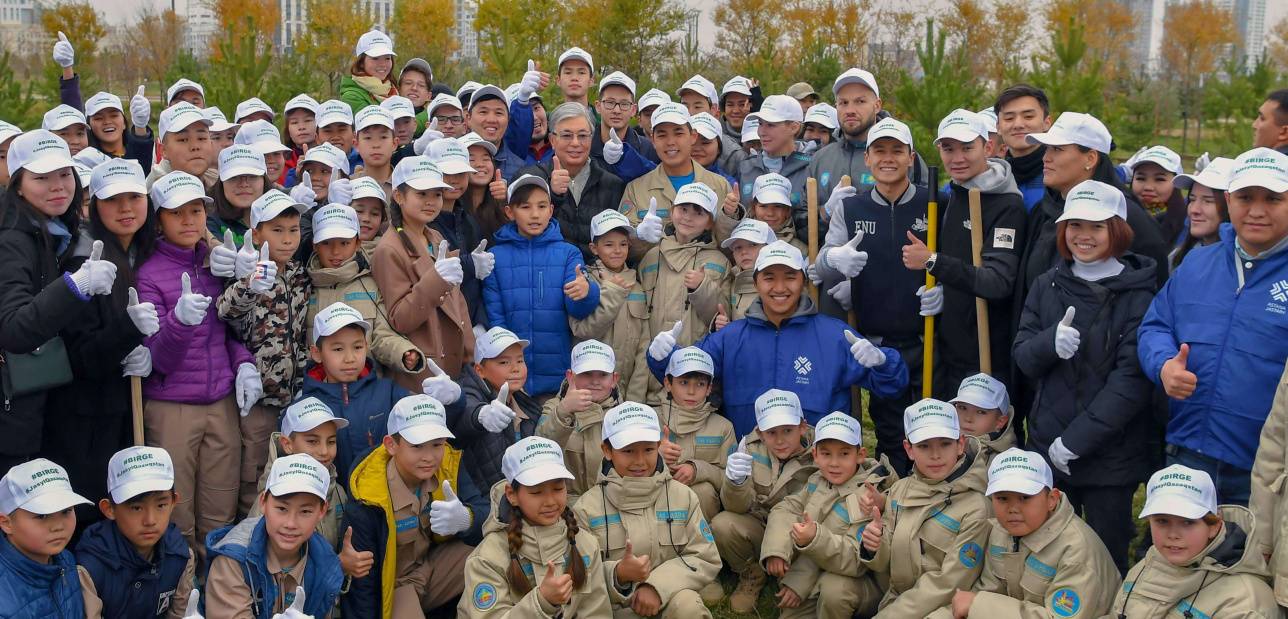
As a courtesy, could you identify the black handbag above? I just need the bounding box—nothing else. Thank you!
[1,336,73,399]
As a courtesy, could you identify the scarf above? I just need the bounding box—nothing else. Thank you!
[1008,145,1046,185]
[352,75,396,102]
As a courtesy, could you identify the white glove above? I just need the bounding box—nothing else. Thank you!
[635,197,664,244]
[517,59,542,103]
[269,587,311,619]
[1048,437,1078,476]
[429,480,472,535]
[603,129,624,165]
[827,280,853,312]
[174,272,211,326]
[916,285,943,317]
[1054,306,1080,360]
[725,437,753,484]
[845,331,886,368]
[52,32,74,68]
[69,240,118,297]
[433,243,464,286]
[290,172,318,207]
[822,185,857,219]
[235,363,262,417]
[806,262,822,286]
[826,229,867,278]
[413,118,442,155]
[799,140,819,155]
[234,236,258,279]
[648,321,683,362]
[209,230,239,278]
[472,323,487,343]
[1195,151,1211,173]
[248,242,277,295]
[121,345,152,377]
[420,358,462,405]
[328,177,353,206]
[471,239,495,280]
[183,590,204,619]
[126,287,159,336]
[477,383,516,433]
[129,85,151,129]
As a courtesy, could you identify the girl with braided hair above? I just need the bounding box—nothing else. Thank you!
[459,436,613,617]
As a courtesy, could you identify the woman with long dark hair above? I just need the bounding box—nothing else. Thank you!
[1169,158,1233,271]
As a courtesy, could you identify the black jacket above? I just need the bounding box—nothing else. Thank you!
[519,159,626,262]
[1014,254,1160,486]
[449,365,541,492]
[431,206,488,328]
[841,185,928,340]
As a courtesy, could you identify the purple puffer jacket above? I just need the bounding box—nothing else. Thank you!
[137,238,252,404]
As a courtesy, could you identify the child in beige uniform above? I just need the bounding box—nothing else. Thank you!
[571,210,649,400]
[535,340,623,505]
[948,374,1016,464]
[656,347,737,522]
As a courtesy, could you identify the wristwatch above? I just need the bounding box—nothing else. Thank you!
[925,252,938,271]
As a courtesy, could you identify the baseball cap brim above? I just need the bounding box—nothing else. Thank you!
[436,160,475,175]
[720,234,764,249]
[314,315,371,343]
[21,489,91,515]
[470,86,507,109]
[318,113,352,128]
[607,426,661,449]
[934,127,983,145]
[397,423,455,445]
[513,461,575,487]
[267,480,328,500]
[95,179,148,200]
[1024,130,1076,147]
[833,75,878,97]
[906,425,960,444]
[1056,203,1118,223]
[404,176,453,191]
[757,412,802,431]
[985,476,1048,497]
[156,193,214,210]
[110,478,175,504]
[593,224,635,240]
[754,255,804,273]
[250,142,292,155]
[292,415,351,434]
[571,358,615,375]
[313,224,360,243]
[1173,172,1227,192]
[1228,174,1288,194]
[257,202,309,225]
[748,109,796,124]
[1139,494,1211,520]
[362,43,396,58]
[755,187,791,206]
[949,391,1000,411]
[220,163,266,182]
[22,154,77,175]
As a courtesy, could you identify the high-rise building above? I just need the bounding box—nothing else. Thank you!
[1212,0,1267,63]
[453,0,477,62]
[180,0,218,58]
[1124,0,1166,75]
[0,0,46,55]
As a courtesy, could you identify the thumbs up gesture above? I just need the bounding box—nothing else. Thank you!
[861,505,884,552]
[248,242,277,295]
[129,85,151,129]
[822,185,857,220]
[1054,306,1080,360]
[1161,343,1198,400]
[471,239,495,280]
[659,424,683,467]
[477,382,516,433]
[550,156,570,195]
[52,31,74,68]
[429,480,472,535]
[538,560,574,607]
[339,526,375,578]
[635,197,664,244]
[433,242,464,286]
[557,382,594,416]
[615,539,652,584]
[712,303,730,332]
[182,589,204,619]
[648,320,683,361]
[209,230,239,278]
[489,169,508,201]
[234,235,258,279]
[289,172,318,207]
[723,182,741,216]
[174,272,212,326]
[328,177,354,206]
[413,117,443,155]
[791,511,818,547]
[126,287,159,336]
[828,229,868,277]
[846,330,886,368]
[603,127,625,165]
[725,436,753,484]
[68,239,118,297]
[902,231,932,270]
[270,587,311,619]
[683,268,705,291]
[563,264,590,301]
[420,358,462,404]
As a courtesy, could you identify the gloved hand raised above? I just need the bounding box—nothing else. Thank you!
[477,383,516,433]
[420,358,462,405]
[648,321,683,362]
[248,242,276,295]
[69,240,118,296]
[429,481,471,535]
[603,128,624,165]
[827,230,867,278]
[413,118,443,155]
[1054,306,1080,360]
[209,230,239,278]
[845,331,886,368]
[470,240,495,280]
[725,437,753,484]
[52,32,74,68]
[129,85,151,129]
[635,197,664,244]
[433,242,464,286]
[916,285,943,317]
[174,273,212,326]
[289,172,318,207]
[126,287,159,336]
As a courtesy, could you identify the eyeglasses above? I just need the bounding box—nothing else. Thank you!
[555,131,593,143]
[598,100,634,111]
[433,115,465,126]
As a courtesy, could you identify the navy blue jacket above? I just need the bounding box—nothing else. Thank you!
[0,533,84,619]
[205,517,343,619]
[75,520,191,619]
[841,185,929,340]
[300,360,410,488]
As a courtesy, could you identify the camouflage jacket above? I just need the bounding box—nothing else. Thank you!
[216,260,312,407]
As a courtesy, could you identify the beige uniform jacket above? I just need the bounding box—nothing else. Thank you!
[306,249,423,378]
[569,264,650,402]
[1250,361,1288,604]
[719,427,817,521]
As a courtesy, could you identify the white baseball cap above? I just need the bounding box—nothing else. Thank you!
[158,102,212,136]
[951,373,1010,413]
[281,396,350,437]
[666,346,714,378]
[814,411,862,446]
[381,95,416,120]
[833,68,880,98]
[674,182,718,215]
[503,437,575,486]
[1174,157,1234,192]
[689,112,721,140]
[350,176,388,204]
[165,78,205,103]
[904,398,960,444]
[590,209,634,240]
[84,92,123,117]
[753,173,792,206]
[804,103,838,130]
[0,121,22,146]
[148,171,212,211]
[602,401,662,448]
[317,100,354,128]
[867,117,914,147]
[1139,464,1218,520]
[0,458,91,515]
[300,142,350,176]
[107,447,175,504]
[599,71,636,97]
[312,203,361,242]
[721,218,775,248]
[985,448,1052,496]
[459,131,497,156]
[677,75,718,106]
[570,339,616,375]
[235,97,274,122]
[740,118,761,144]
[204,107,237,133]
[312,301,371,344]
[1057,179,1128,223]
[754,240,806,272]
[637,88,671,113]
[976,107,998,134]
[90,158,146,200]
[456,81,483,102]
[649,102,690,129]
[42,104,88,131]
[468,85,508,110]
[558,46,594,73]
[251,189,308,227]
[427,94,464,118]
[1227,147,1288,193]
[355,105,395,133]
[504,82,539,105]
[754,388,803,431]
[218,144,267,182]
[1129,145,1183,175]
[428,138,474,175]
[233,120,291,155]
[749,95,804,124]
[1026,111,1112,154]
[506,173,550,202]
[935,109,990,145]
[71,146,107,173]
[387,394,455,444]
[721,76,753,98]
[475,326,530,363]
[73,162,93,189]
[284,94,320,116]
[265,454,330,500]
[354,28,396,58]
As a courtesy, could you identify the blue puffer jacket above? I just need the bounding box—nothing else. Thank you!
[75,520,191,619]
[482,220,601,396]
[649,295,909,437]
[0,532,84,619]
[1138,224,1288,470]
[205,517,344,619]
[300,360,410,489]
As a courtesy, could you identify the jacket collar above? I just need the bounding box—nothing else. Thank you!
[0,532,75,587]
[1019,494,1076,554]
[76,520,189,570]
